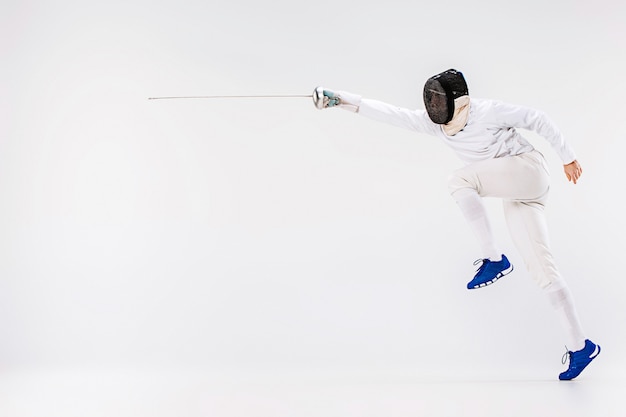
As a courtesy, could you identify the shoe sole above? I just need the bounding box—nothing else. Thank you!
[468,264,514,289]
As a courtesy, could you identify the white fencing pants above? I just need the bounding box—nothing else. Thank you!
[448,150,586,349]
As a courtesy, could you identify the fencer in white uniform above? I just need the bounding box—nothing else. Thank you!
[314,69,600,380]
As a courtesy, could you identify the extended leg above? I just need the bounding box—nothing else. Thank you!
[503,200,586,349]
[503,199,599,379]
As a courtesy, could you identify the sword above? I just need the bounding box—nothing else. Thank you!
[148,87,328,109]
[148,94,313,100]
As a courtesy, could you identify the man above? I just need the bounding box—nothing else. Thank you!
[313,69,600,380]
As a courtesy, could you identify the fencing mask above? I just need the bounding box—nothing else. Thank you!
[423,69,469,124]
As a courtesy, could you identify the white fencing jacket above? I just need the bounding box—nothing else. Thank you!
[344,94,577,165]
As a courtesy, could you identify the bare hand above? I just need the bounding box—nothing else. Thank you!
[564,160,582,184]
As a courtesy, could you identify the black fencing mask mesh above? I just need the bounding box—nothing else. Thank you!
[423,69,469,124]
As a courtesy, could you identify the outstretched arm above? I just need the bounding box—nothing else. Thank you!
[313,87,437,135]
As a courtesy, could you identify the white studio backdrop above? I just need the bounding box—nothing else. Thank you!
[1,0,625,386]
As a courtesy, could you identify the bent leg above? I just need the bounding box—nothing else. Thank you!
[448,151,550,260]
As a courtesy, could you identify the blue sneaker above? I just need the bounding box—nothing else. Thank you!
[559,339,601,381]
[466,254,513,290]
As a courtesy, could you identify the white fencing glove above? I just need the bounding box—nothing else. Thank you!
[313,87,361,112]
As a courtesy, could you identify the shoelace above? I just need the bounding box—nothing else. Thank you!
[561,346,571,365]
[473,259,488,273]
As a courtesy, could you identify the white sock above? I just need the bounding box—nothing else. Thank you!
[453,190,501,261]
[546,284,586,351]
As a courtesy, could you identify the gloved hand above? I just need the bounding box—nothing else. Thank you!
[313,86,340,109]
[312,86,361,112]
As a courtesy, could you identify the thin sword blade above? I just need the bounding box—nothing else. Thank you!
[148,94,313,100]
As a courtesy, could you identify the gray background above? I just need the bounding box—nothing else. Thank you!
[1,0,625,415]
